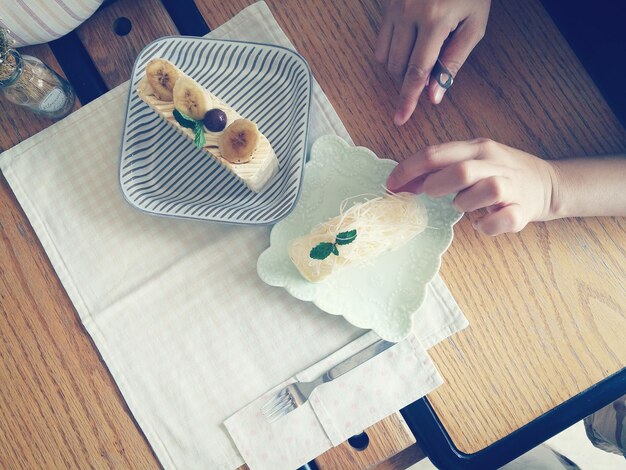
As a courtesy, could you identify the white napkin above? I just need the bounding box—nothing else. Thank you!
[225,332,442,470]
[0,2,467,470]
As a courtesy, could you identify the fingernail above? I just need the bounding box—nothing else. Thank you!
[393,111,404,126]
[433,86,445,104]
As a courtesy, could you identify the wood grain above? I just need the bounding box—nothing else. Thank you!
[196,0,626,455]
[0,44,79,152]
[428,217,626,453]
[76,0,178,89]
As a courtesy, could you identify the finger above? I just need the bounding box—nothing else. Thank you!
[429,18,486,104]
[422,160,500,198]
[394,27,448,125]
[474,204,526,236]
[452,176,509,212]
[390,173,429,194]
[387,140,484,191]
[375,17,394,63]
[387,25,417,78]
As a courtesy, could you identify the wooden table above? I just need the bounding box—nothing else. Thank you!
[1,0,624,469]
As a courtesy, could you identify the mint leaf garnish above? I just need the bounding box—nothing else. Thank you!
[309,229,357,260]
[336,229,357,245]
[193,122,206,148]
[173,108,196,129]
[173,109,206,148]
[310,242,335,260]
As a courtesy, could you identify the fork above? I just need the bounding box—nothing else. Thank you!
[261,339,395,423]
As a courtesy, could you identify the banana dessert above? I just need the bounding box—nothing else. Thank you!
[137,58,278,193]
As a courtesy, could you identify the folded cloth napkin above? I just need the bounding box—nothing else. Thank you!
[225,332,442,470]
[0,2,467,469]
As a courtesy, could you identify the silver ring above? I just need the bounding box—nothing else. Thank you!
[432,60,453,89]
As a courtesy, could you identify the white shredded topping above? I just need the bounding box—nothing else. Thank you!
[288,190,428,282]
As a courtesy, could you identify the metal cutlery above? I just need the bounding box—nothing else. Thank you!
[261,339,395,423]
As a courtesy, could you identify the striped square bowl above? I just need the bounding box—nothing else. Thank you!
[119,37,312,224]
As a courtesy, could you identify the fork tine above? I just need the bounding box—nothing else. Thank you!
[265,397,296,423]
[262,391,293,418]
[261,388,288,412]
[262,387,296,421]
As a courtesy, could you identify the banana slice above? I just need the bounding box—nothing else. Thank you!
[219,119,260,164]
[145,59,180,101]
[172,75,210,120]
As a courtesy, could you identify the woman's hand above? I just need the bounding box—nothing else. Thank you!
[375,0,491,125]
[386,139,557,236]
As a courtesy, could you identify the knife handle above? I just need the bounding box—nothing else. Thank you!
[323,340,395,382]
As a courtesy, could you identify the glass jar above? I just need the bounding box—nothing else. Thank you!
[0,49,75,119]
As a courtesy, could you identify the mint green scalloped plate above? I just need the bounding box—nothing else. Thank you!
[257,135,462,342]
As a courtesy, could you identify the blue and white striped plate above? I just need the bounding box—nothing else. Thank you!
[119,37,312,224]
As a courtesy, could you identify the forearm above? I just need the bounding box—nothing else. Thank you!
[548,156,626,219]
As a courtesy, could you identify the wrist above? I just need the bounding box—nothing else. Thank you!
[546,157,626,219]
[545,160,567,219]
[533,159,563,221]
[535,156,625,221]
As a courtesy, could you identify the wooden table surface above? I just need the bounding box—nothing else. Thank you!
[1,0,625,468]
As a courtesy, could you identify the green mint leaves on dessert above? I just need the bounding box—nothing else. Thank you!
[310,242,336,260]
[173,108,206,149]
[193,121,206,148]
[309,230,357,260]
[173,109,196,128]
[335,229,357,245]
